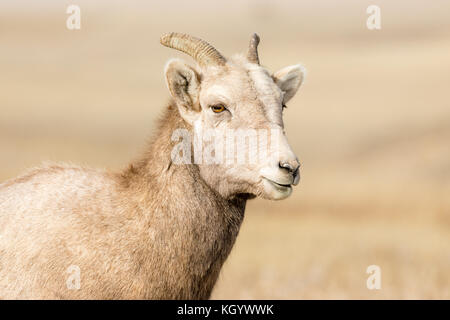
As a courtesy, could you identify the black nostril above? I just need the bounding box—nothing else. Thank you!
[279,161,294,172]
[279,161,300,175]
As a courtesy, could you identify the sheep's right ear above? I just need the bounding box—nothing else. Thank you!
[272,64,305,103]
[164,59,201,125]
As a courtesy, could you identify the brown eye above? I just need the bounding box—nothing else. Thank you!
[211,104,226,113]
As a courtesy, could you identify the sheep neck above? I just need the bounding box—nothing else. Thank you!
[119,102,247,298]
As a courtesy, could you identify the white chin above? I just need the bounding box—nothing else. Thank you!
[262,178,293,200]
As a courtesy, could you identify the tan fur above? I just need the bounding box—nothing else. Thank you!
[0,35,304,299]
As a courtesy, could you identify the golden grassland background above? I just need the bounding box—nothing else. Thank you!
[1,0,449,298]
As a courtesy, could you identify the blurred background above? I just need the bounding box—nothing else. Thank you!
[1,0,449,298]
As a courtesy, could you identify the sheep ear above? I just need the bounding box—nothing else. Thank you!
[272,64,305,103]
[164,59,201,125]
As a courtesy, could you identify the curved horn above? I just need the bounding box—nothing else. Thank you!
[247,33,260,64]
[160,32,226,68]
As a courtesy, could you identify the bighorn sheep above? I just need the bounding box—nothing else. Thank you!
[0,33,304,299]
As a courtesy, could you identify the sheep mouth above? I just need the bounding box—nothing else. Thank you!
[263,178,292,190]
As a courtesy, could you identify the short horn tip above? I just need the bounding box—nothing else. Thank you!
[251,33,260,45]
[160,32,185,46]
[160,33,174,46]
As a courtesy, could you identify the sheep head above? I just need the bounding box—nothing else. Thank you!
[161,33,305,200]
